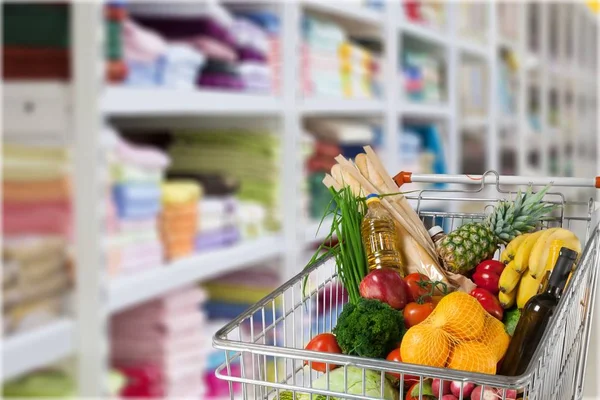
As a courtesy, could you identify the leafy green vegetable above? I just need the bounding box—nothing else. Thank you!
[503,308,521,336]
[278,367,398,400]
[333,298,405,359]
[305,186,367,304]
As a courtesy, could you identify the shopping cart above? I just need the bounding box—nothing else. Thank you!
[214,171,600,400]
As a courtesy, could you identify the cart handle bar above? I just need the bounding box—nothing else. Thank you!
[394,171,600,189]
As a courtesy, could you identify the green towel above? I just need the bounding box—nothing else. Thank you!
[3,4,70,48]
[3,370,75,398]
[106,20,123,61]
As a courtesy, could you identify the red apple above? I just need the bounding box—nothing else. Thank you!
[359,269,408,310]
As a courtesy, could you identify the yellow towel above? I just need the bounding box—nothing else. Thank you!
[161,181,202,205]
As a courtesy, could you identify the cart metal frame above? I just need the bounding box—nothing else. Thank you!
[214,172,600,400]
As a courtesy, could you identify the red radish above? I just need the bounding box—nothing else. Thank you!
[470,386,516,400]
[359,269,409,310]
[451,381,475,398]
[441,395,458,400]
[432,378,451,396]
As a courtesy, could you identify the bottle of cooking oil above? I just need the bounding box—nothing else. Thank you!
[361,193,405,275]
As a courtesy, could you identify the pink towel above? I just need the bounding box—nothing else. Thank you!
[112,311,205,340]
[3,201,71,237]
[123,18,168,63]
[114,287,206,318]
[181,36,238,62]
[110,133,170,170]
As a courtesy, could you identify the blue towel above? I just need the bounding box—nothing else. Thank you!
[112,183,162,219]
[236,11,280,35]
[125,59,162,87]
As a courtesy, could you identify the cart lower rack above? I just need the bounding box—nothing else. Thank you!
[214,172,600,400]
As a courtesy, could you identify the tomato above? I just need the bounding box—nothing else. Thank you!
[386,349,420,387]
[403,302,434,328]
[304,333,342,372]
[404,273,433,303]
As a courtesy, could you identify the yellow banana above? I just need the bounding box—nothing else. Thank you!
[513,230,546,273]
[500,233,531,264]
[527,228,560,279]
[517,272,543,309]
[499,260,524,293]
[533,229,581,279]
[499,288,517,309]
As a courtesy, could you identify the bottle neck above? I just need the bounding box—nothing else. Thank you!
[544,284,564,299]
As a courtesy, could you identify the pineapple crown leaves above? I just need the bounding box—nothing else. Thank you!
[486,184,558,242]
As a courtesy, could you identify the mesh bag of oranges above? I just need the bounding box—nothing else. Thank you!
[400,292,510,375]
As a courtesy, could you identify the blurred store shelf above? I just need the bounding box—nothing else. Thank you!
[102,87,282,116]
[108,235,284,313]
[301,0,382,26]
[400,21,448,46]
[461,116,489,130]
[458,39,489,60]
[301,98,385,116]
[2,319,75,382]
[400,102,451,118]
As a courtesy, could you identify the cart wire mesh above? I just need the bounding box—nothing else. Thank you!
[214,182,600,400]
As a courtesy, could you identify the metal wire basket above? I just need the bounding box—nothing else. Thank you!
[214,173,600,400]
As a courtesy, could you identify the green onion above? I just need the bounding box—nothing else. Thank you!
[304,186,367,304]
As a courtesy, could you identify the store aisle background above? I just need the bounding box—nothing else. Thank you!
[2,0,599,398]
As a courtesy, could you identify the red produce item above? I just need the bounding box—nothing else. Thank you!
[386,348,419,386]
[470,288,504,320]
[304,333,342,372]
[472,260,505,295]
[404,273,433,303]
[360,269,409,310]
[403,301,434,328]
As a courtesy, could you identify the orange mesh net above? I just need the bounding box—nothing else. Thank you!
[400,292,509,375]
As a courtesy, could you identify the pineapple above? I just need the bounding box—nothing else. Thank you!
[438,185,556,274]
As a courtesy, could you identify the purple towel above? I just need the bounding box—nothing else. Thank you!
[195,227,240,251]
[238,47,267,62]
[136,17,236,48]
[197,72,244,90]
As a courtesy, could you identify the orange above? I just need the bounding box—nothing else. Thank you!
[401,324,451,368]
[430,292,485,340]
[480,315,510,362]
[446,341,497,374]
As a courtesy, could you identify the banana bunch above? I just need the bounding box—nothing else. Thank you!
[498,228,581,309]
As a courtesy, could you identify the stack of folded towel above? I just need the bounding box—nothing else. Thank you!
[3,237,71,336]
[106,1,128,83]
[167,172,242,252]
[231,17,272,93]
[159,181,202,261]
[122,17,206,89]
[104,128,169,277]
[236,9,281,94]
[301,14,379,99]
[133,2,245,91]
[3,145,72,238]
[3,3,70,80]
[112,286,208,398]
[168,130,281,231]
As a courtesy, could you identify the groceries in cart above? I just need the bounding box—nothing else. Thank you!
[279,147,583,399]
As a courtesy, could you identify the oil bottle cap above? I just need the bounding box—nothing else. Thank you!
[366,193,380,204]
[428,226,444,238]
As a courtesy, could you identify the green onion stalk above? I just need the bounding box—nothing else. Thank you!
[305,186,367,304]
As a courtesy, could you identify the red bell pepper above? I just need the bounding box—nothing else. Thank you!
[470,288,504,320]
[472,260,505,295]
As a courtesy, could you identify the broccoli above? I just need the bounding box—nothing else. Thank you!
[333,298,405,359]
[503,308,521,336]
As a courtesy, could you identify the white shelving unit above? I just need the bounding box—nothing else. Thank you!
[2,1,598,397]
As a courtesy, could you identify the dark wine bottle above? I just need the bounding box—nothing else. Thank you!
[499,247,578,376]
